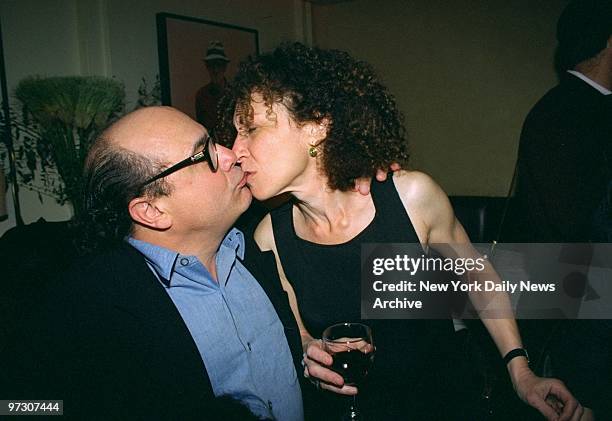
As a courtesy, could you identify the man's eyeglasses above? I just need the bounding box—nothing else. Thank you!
[141,136,218,187]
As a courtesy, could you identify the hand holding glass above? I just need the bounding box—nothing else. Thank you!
[322,323,375,420]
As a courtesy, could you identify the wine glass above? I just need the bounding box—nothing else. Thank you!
[322,322,375,421]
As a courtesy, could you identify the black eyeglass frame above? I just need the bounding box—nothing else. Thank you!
[140,136,218,188]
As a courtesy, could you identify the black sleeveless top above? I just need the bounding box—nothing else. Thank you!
[271,177,460,419]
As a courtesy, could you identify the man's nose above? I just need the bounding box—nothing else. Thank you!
[216,145,238,172]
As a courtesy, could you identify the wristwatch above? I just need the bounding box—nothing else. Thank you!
[503,348,529,365]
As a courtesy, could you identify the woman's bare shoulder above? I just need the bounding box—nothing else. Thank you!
[392,170,445,204]
[392,170,456,240]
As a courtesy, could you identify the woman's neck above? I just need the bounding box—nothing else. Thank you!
[290,175,377,244]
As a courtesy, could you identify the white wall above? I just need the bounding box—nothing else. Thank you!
[312,0,570,196]
[0,0,307,235]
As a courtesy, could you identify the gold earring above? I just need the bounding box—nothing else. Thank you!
[308,145,318,158]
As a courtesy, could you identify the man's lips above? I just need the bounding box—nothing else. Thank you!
[237,172,248,188]
[242,171,254,185]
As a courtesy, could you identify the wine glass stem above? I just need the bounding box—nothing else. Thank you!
[350,394,359,419]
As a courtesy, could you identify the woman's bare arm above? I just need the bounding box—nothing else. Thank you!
[393,170,581,421]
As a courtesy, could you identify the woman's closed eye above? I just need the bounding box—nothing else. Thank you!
[236,125,257,136]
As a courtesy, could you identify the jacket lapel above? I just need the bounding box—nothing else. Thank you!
[106,243,214,399]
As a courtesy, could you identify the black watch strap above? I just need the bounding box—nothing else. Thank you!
[503,348,529,365]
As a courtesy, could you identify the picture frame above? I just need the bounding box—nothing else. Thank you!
[156,13,259,128]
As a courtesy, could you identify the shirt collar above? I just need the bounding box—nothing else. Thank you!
[221,227,246,260]
[567,70,612,95]
[127,237,179,286]
[126,227,247,286]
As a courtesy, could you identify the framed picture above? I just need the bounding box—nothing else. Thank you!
[156,13,259,131]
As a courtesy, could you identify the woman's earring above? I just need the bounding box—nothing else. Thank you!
[308,145,318,158]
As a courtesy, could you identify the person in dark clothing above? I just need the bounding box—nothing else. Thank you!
[221,42,582,420]
[511,0,612,243]
[509,2,612,419]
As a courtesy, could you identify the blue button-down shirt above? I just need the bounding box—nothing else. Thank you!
[128,228,303,420]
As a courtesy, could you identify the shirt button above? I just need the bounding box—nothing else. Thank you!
[180,258,189,266]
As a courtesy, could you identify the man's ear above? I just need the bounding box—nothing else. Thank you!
[128,197,172,230]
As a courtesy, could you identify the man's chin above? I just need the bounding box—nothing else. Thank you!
[237,187,253,210]
[223,192,253,230]
[242,191,253,209]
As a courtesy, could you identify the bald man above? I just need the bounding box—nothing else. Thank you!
[0,107,303,420]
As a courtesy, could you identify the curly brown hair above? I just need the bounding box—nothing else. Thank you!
[217,42,409,191]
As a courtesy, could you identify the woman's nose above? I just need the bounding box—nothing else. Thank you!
[231,135,249,160]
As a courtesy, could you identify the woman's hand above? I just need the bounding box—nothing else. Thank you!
[302,339,358,395]
[511,364,583,421]
[353,163,402,195]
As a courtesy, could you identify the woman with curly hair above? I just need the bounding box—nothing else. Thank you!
[220,42,581,420]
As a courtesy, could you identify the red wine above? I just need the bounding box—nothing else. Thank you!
[330,349,374,386]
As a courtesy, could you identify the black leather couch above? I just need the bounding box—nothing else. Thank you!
[448,196,508,243]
